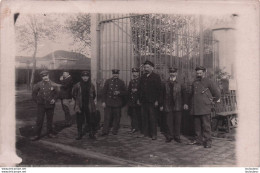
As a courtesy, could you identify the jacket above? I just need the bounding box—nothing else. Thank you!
[139,72,161,103]
[102,77,127,108]
[190,77,221,115]
[59,75,73,99]
[32,80,58,108]
[72,82,96,114]
[161,78,187,112]
[127,78,140,107]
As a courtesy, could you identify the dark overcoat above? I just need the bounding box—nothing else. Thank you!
[60,75,73,99]
[72,82,96,114]
[160,78,187,112]
[127,78,140,107]
[32,80,59,108]
[139,72,161,104]
[190,77,221,115]
[102,77,127,108]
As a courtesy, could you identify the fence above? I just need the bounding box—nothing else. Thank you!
[96,13,219,90]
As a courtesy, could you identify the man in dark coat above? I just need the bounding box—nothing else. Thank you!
[72,71,97,140]
[101,69,127,136]
[127,67,142,136]
[59,70,73,126]
[139,60,161,140]
[31,70,58,141]
[188,66,221,148]
[160,67,188,143]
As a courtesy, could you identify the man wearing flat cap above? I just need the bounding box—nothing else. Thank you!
[139,60,162,140]
[160,67,188,143]
[101,69,127,136]
[127,67,142,136]
[72,71,97,140]
[59,70,73,127]
[31,70,58,141]
[188,66,220,148]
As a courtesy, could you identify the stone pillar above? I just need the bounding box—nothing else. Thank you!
[212,25,236,79]
[0,3,22,166]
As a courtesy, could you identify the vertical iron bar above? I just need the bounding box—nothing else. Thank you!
[144,14,147,61]
[170,15,173,67]
[149,14,152,61]
[154,14,157,67]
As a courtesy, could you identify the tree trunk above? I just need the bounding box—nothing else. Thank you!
[30,38,38,89]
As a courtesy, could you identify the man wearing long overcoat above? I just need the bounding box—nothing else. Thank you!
[139,60,161,140]
[188,66,221,148]
[160,67,188,143]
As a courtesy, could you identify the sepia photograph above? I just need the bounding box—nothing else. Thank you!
[0,0,259,169]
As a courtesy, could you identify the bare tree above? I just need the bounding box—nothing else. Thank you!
[65,14,91,56]
[15,14,58,88]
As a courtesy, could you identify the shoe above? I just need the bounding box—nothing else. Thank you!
[47,134,57,138]
[30,136,41,141]
[101,133,108,136]
[89,134,96,139]
[188,140,202,145]
[75,134,82,140]
[152,136,157,140]
[174,138,182,143]
[165,138,172,143]
[204,143,212,148]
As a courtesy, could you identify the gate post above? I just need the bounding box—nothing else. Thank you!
[91,14,100,89]
[199,15,204,66]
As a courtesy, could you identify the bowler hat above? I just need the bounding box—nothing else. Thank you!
[112,69,120,74]
[195,66,206,72]
[131,67,140,72]
[40,70,49,77]
[143,60,154,67]
[169,67,178,73]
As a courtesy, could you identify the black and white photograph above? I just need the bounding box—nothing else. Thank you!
[0,0,259,169]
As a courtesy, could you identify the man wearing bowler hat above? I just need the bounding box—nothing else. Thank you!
[188,66,220,148]
[139,60,161,140]
[59,70,73,127]
[31,70,58,141]
[127,67,142,136]
[101,69,127,136]
[160,67,188,143]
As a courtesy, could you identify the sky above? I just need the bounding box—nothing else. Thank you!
[15,13,91,58]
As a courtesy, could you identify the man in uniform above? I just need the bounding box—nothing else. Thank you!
[139,60,161,140]
[160,67,188,143]
[188,66,220,148]
[101,69,127,136]
[59,70,73,127]
[31,70,58,141]
[127,67,142,136]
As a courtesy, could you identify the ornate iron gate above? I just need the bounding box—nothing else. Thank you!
[97,14,219,88]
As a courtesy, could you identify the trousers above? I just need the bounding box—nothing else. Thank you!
[35,105,54,136]
[102,107,121,134]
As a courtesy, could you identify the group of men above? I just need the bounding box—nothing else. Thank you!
[30,59,220,149]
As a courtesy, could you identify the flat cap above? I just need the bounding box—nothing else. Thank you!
[143,60,154,67]
[131,67,140,72]
[40,70,49,77]
[195,66,206,71]
[169,67,178,73]
[81,71,90,76]
[112,69,120,74]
